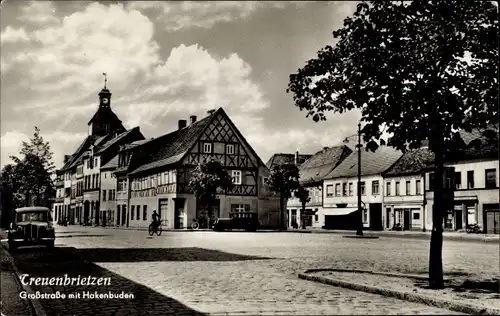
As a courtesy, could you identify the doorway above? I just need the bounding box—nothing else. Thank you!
[121,205,127,226]
[116,205,121,226]
[83,201,90,223]
[403,210,410,230]
[369,203,383,230]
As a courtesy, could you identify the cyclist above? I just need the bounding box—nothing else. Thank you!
[151,210,160,232]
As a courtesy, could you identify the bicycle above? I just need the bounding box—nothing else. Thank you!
[191,218,200,230]
[149,220,167,236]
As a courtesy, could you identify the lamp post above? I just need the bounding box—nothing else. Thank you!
[344,122,364,236]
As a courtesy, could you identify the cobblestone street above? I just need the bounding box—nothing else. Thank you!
[6,226,498,315]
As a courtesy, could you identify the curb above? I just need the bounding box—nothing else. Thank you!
[1,245,47,316]
[298,272,499,315]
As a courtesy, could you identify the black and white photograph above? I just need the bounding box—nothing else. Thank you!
[0,1,498,315]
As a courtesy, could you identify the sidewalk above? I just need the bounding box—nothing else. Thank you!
[300,269,500,315]
[284,228,499,242]
[1,246,35,316]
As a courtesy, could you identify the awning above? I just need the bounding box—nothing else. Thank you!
[326,209,357,216]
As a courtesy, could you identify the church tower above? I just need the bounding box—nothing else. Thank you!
[88,73,126,137]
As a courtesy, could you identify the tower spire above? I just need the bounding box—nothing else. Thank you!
[103,72,107,89]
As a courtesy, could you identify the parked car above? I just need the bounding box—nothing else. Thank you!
[212,212,260,232]
[8,207,55,251]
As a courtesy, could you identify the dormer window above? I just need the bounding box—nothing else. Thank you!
[203,143,212,153]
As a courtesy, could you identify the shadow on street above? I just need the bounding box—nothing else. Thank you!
[66,247,273,262]
[10,247,223,315]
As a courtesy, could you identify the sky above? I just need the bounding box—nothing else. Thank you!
[0,0,363,169]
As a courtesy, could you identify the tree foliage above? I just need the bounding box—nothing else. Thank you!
[287,0,497,288]
[188,160,233,218]
[266,163,300,229]
[288,0,498,152]
[5,126,55,208]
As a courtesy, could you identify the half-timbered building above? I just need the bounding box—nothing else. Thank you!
[117,108,279,229]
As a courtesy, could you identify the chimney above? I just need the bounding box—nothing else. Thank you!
[178,119,187,130]
[207,109,216,115]
[190,115,197,124]
[63,155,72,164]
[294,151,299,165]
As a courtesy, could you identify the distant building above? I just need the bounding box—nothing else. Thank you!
[382,147,434,231]
[266,152,312,170]
[322,146,403,230]
[424,132,499,233]
[287,146,352,229]
[54,84,145,225]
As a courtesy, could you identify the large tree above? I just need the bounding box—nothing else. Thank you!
[287,0,498,289]
[188,160,233,225]
[266,163,300,230]
[10,126,55,208]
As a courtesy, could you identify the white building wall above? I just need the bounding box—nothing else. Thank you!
[322,175,384,228]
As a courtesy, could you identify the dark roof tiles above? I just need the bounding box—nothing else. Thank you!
[384,147,434,176]
[101,154,119,170]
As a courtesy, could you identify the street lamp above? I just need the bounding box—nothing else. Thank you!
[343,122,364,236]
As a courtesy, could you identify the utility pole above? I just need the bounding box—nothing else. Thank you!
[356,122,364,236]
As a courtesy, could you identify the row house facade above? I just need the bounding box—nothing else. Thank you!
[321,146,403,230]
[112,108,280,229]
[424,141,499,234]
[53,85,145,225]
[382,147,434,231]
[286,146,352,229]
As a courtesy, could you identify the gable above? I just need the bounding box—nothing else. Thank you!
[183,110,263,168]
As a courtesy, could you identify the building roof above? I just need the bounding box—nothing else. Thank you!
[128,107,266,176]
[299,146,352,184]
[95,127,140,154]
[61,135,101,171]
[265,153,312,170]
[384,147,434,176]
[87,106,122,125]
[101,154,119,170]
[127,112,216,175]
[325,146,403,179]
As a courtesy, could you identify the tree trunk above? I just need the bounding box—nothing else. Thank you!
[429,134,445,289]
[302,202,306,229]
[279,195,284,231]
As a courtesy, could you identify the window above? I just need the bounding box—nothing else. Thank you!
[94,157,98,167]
[386,182,391,196]
[467,171,474,189]
[342,183,347,196]
[405,181,411,195]
[416,180,422,195]
[131,206,135,220]
[485,169,497,188]
[335,183,341,196]
[108,190,112,201]
[314,213,319,222]
[360,182,366,195]
[102,190,107,201]
[231,204,250,213]
[136,206,140,220]
[413,212,420,220]
[363,209,368,223]
[348,183,353,196]
[231,170,242,185]
[226,144,234,155]
[203,142,212,153]
[372,181,379,195]
[395,181,400,195]
[143,205,148,220]
[455,172,462,189]
[326,185,334,197]
[429,172,435,190]
[263,177,268,185]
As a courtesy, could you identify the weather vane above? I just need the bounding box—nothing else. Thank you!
[103,72,107,89]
